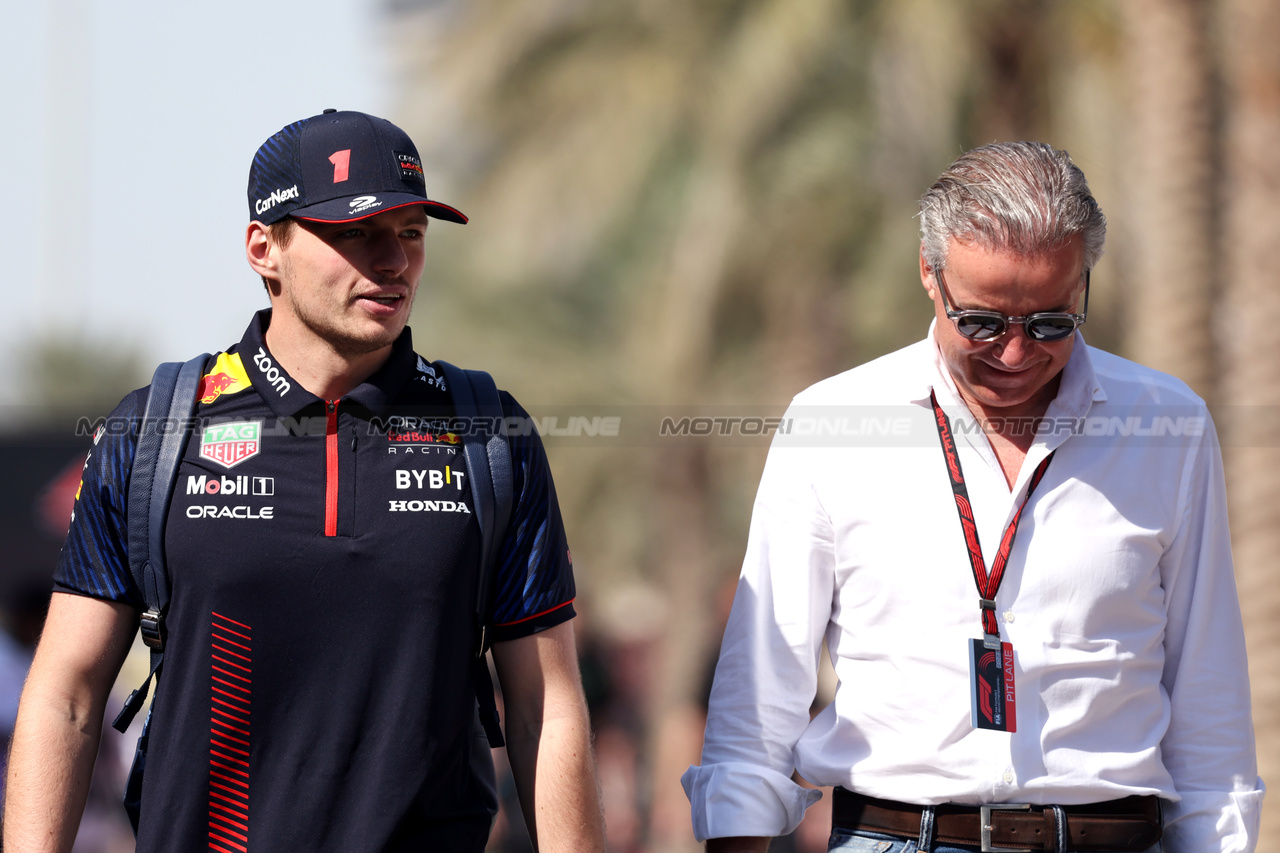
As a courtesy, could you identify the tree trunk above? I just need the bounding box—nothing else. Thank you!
[1219,0,1280,845]
[1121,0,1217,397]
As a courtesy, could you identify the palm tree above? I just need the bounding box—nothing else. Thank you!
[384,1,1142,848]
[1118,0,1217,396]
[1219,0,1280,846]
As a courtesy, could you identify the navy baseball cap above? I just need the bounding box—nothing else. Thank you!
[247,109,467,226]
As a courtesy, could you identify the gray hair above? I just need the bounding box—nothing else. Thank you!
[918,142,1106,272]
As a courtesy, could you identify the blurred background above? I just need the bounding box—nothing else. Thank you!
[2,0,1277,851]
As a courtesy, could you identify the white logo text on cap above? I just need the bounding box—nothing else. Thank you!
[256,185,299,215]
[349,195,382,214]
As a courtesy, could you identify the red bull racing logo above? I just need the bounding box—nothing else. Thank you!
[198,353,253,404]
[388,429,461,445]
[384,416,463,455]
[199,421,262,469]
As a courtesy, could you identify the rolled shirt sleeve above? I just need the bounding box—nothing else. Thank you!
[1158,414,1264,851]
[682,421,832,840]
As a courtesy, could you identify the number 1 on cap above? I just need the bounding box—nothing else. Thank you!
[329,149,351,183]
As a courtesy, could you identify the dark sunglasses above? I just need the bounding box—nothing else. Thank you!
[934,268,1089,342]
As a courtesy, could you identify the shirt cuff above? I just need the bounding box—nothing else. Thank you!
[681,761,823,841]
[1161,780,1265,852]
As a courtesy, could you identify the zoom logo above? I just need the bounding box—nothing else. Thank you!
[252,347,291,397]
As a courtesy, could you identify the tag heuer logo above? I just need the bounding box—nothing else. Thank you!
[199,421,262,469]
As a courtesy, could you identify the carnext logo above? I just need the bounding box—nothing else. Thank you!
[255,185,299,215]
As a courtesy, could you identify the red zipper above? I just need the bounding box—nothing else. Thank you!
[325,399,340,536]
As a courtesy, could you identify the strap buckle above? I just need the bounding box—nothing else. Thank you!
[140,608,166,651]
[980,803,1033,853]
[980,599,1002,650]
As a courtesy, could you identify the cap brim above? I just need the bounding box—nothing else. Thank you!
[292,193,468,224]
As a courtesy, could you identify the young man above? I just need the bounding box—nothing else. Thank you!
[4,110,606,852]
[684,142,1262,852]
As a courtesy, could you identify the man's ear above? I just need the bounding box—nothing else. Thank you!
[246,221,277,281]
[920,246,938,300]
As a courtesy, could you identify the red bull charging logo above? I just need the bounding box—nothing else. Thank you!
[198,353,253,404]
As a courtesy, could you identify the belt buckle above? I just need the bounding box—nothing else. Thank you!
[980,803,1033,853]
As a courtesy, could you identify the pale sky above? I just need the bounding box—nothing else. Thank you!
[0,0,390,411]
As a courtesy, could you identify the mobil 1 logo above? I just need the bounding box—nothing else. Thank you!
[187,474,275,496]
[184,474,276,520]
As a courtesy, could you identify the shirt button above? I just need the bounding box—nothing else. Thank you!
[1003,769,1015,784]
[1003,611,1016,623]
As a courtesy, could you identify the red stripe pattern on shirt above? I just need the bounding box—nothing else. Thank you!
[209,612,252,852]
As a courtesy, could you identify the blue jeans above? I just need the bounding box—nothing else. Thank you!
[827,827,1162,853]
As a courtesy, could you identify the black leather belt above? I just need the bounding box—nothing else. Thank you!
[832,788,1162,852]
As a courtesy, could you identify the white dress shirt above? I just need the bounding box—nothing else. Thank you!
[682,328,1263,852]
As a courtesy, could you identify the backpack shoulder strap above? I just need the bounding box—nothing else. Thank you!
[435,361,514,644]
[472,367,513,647]
[435,360,513,747]
[113,353,209,733]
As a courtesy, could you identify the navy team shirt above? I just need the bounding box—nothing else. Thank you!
[57,310,576,852]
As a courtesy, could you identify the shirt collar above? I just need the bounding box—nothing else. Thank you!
[236,309,420,418]
[909,319,1106,419]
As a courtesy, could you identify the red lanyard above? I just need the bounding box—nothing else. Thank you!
[929,391,1054,644]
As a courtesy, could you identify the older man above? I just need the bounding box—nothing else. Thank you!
[684,142,1262,852]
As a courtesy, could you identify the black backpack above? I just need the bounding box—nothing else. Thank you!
[110,354,513,830]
